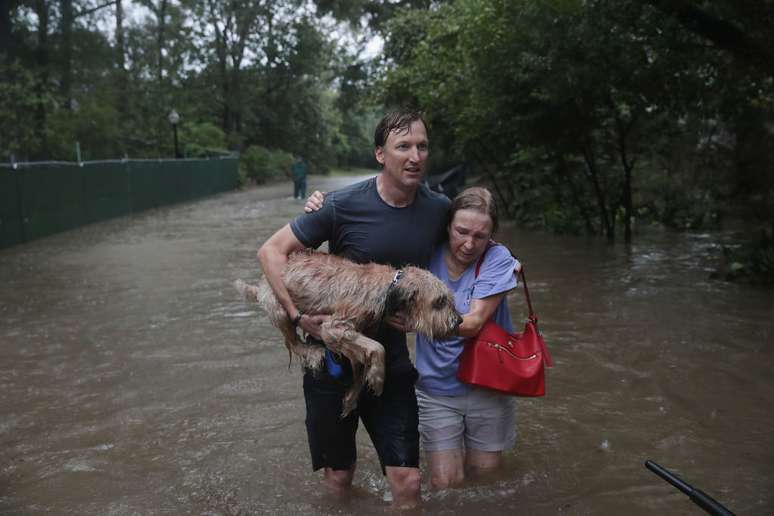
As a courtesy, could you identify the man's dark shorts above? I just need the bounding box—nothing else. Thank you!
[303,364,420,474]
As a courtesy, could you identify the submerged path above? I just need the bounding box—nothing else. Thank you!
[1,174,773,515]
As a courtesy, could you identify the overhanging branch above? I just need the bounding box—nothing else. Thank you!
[76,1,117,19]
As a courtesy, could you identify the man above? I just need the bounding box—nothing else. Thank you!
[291,155,307,199]
[257,109,449,508]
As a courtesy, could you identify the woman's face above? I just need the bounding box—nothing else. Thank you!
[447,208,493,268]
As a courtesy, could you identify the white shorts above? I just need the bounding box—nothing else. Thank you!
[416,387,516,453]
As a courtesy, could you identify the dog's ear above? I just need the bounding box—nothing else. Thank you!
[385,285,417,314]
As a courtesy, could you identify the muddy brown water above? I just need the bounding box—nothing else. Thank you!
[1,175,772,515]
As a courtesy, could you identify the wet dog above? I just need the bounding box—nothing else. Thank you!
[235,250,462,416]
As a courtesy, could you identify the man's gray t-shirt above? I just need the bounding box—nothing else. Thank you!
[290,176,450,376]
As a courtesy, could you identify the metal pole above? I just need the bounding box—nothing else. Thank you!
[13,155,26,243]
[645,460,735,516]
[75,141,82,165]
[173,124,180,159]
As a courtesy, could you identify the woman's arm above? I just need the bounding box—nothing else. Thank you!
[457,293,506,337]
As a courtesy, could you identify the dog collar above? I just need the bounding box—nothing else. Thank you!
[389,270,404,289]
[382,269,404,319]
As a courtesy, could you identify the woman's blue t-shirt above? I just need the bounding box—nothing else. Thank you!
[415,244,519,396]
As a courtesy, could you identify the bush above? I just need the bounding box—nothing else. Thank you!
[182,122,228,158]
[239,145,294,185]
[712,230,774,284]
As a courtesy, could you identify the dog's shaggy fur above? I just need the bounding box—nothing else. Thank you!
[235,250,462,416]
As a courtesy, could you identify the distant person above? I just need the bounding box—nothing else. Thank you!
[291,156,308,200]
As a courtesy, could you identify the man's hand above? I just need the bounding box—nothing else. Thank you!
[298,313,331,339]
[385,312,409,332]
[303,190,325,213]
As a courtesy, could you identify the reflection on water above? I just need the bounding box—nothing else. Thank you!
[1,176,772,515]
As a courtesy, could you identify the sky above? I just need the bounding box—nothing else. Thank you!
[91,1,384,63]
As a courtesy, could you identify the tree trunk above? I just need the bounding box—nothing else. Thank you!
[582,141,614,241]
[488,169,512,218]
[156,0,167,84]
[207,0,230,133]
[228,7,254,140]
[34,0,50,159]
[217,34,230,133]
[155,0,168,156]
[614,112,636,244]
[478,160,511,218]
[60,0,73,102]
[115,0,127,154]
[480,141,519,214]
[115,0,125,73]
[231,69,241,135]
[621,159,633,243]
[557,156,596,234]
[0,0,13,60]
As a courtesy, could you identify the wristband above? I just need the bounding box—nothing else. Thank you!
[291,311,304,327]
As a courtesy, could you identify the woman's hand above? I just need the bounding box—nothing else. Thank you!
[303,191,325,213]
[457,294,506,337]
[385,312,409,332]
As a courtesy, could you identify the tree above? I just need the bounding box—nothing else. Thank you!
[377,0,774,242]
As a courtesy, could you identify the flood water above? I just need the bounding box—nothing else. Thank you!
[1,174,773,515]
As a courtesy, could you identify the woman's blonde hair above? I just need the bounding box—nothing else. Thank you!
[448,187,499,235]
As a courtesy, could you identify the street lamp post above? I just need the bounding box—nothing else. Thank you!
[168,109,181,158]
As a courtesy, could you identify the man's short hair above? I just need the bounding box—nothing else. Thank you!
[374,109,428,148]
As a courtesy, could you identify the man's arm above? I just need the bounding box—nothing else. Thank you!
[257,224,327,337]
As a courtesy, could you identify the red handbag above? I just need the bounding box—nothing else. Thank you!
[457,244,553,396]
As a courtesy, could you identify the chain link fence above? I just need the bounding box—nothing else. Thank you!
[0,156,239,249]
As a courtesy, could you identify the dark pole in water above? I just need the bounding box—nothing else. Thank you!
[645,460,735,516]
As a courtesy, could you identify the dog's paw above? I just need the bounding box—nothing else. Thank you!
[300,344,325,370]
[341,390,358,418]
[365,367,384,397]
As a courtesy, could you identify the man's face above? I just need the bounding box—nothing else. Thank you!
[375,120,429,190]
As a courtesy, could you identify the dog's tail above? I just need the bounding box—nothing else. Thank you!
[234,279,261,302]
[234,278,296,368]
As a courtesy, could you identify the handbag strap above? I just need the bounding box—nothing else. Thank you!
[474,241,537,323]
[474,242,551,368]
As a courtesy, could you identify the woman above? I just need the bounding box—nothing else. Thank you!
[414,186,520,489]
[303,186,520,489]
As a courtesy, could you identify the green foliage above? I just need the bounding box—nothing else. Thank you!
[47,96,123,160]
[377,0,774,247]
[0,0,374,172]
[0,61,58,161]
[714,231,774,284]
[4,0,772,266]
[181,122,228,158]
[239,145,293,185]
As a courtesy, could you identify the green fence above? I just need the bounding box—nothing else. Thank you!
[0,157,238,249]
